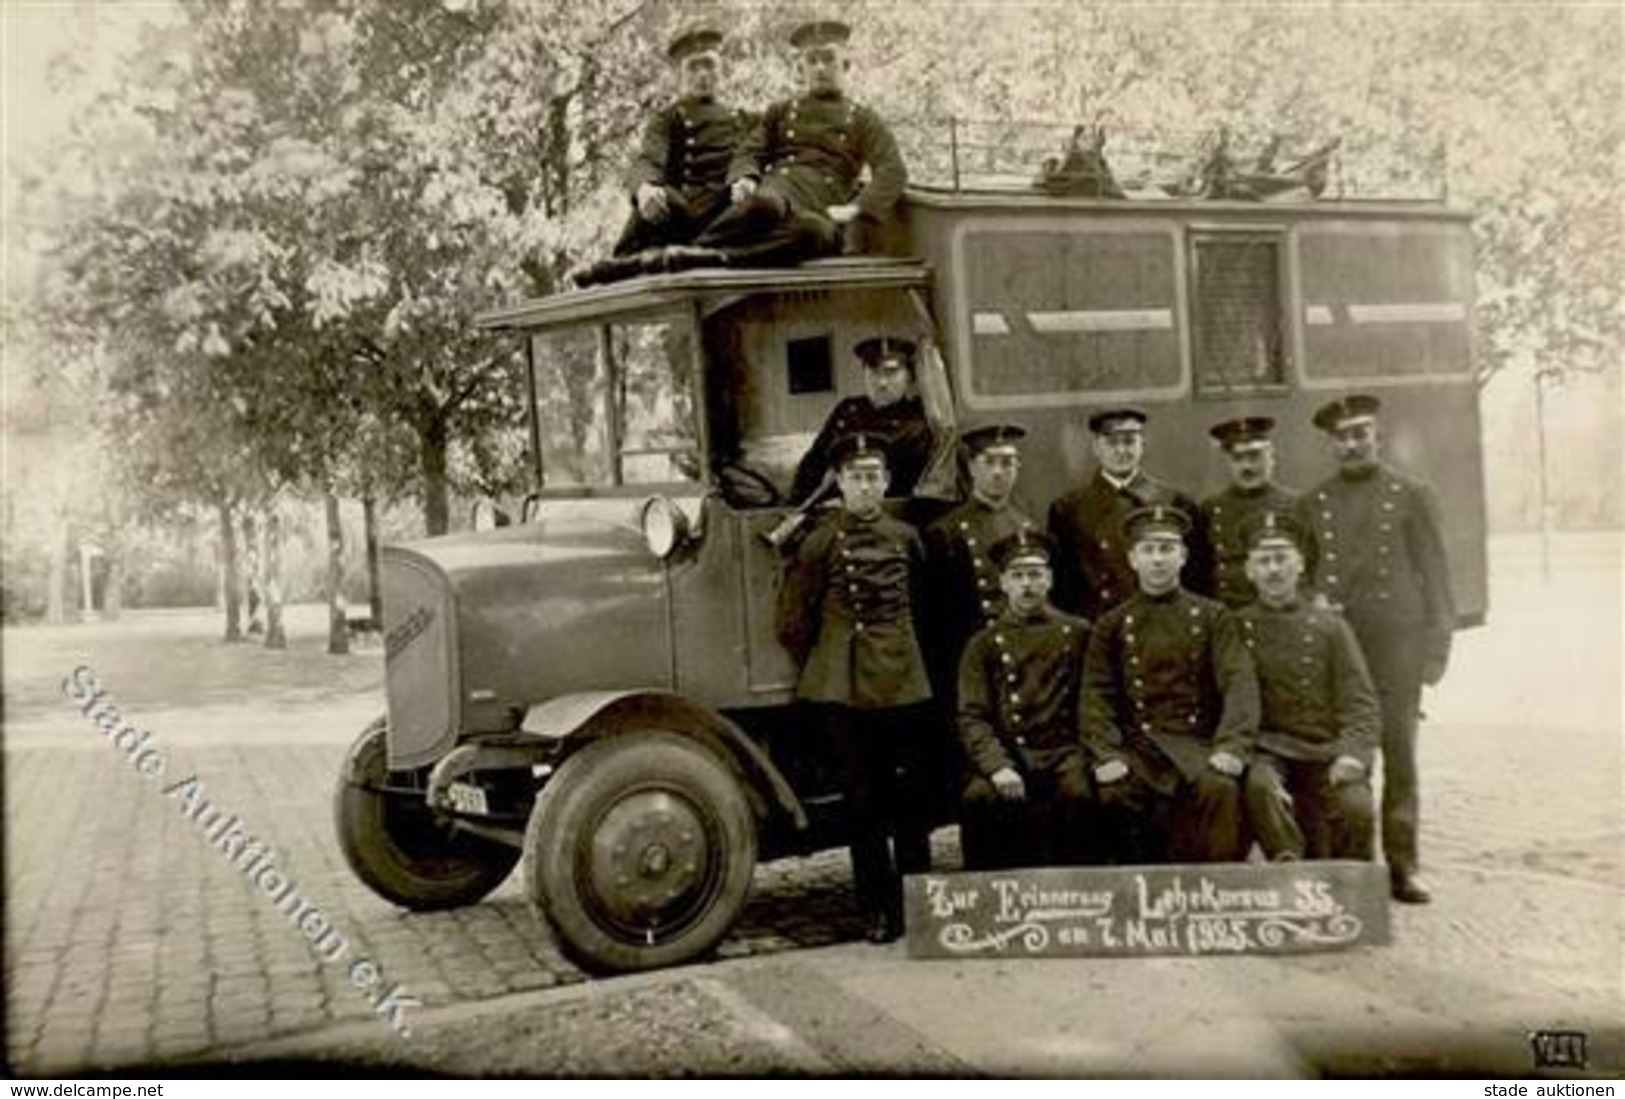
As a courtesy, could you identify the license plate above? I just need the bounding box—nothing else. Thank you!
[447,782,489,815]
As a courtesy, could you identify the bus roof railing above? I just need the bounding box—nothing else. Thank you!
[889,116,1450,203]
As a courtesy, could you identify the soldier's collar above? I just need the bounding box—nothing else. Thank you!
[1099,468,1141,492]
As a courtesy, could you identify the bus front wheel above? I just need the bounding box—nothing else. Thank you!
[524,730,757,973]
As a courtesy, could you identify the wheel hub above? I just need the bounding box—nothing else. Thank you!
[586,790,710,928]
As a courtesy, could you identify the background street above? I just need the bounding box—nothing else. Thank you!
[3,533,1620,1077]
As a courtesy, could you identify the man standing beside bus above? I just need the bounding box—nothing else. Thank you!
[775,433,934,943]
[1195,416,1301,607]
[1297,395,1455,903]
[1079,505,1259,863]
[573,27,745,286]
[1047,408,1199,623]
[923,423,1035,697]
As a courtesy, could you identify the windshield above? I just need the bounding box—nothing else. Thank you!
[532,315,702,491]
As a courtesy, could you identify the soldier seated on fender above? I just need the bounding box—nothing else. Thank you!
[1235,510,1378,863]
[957,530,1095,871]
[1079,505,1261,864]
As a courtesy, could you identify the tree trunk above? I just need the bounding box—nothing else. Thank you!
[420,414,450,536]
[102,516,125,621]
[45,512,69,624]
[325,490,350,655]
[263,502,286,650]
[363,492,383,628]
[243,510,263,636]
[218,497,242,641]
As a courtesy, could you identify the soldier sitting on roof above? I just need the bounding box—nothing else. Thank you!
[572,27,748,287]
[660,18,909,274]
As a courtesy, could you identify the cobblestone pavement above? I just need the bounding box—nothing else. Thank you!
[4,535,1620,1076]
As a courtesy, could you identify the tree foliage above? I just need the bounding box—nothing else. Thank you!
[11,0,1621,574]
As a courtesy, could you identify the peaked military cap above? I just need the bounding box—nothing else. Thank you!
[829,431,890,470]
[789,18,852,49]
[989,527,1053,571]
[1241,509,1308,552]
[853,336,918,371]
[1208,415,1276,452]
[667,26,724,62]
[1312,393,1382,432]
[1087,406,1148,435]
[1122,503,1192,544]
[960,422,1027,456]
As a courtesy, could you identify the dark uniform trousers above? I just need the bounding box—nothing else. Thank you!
[696,90,907,267]
[1245,753,1374,860]
[1235,599,1381,860]
[961,748,1093,870]
[1047,471,1200,623]
[1296,466,1454,878]
[824,703,935,924]
[957,607,1094,869]
[615,96,745,255]
[1080,589,1260,864]
[776,509,935,926]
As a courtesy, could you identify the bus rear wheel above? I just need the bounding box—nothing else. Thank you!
[524,730,757,973]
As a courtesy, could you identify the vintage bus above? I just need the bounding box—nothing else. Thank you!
[335,171,1487,974]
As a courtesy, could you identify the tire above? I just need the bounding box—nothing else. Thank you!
[335,717,520,910]
[524,730,758,973]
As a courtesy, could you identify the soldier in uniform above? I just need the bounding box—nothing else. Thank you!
[956,530,1094,870]
[1194,416,1301,607]
[922,423,1035,697]
[775,433,934,942]
[1236,510,1379,862]
[573,27,746,286]
[1080,505,1259,863]
[672,18,908,270]
[789,336,935,504]
[1047,408,1200,623]
[1296,395,1455,903]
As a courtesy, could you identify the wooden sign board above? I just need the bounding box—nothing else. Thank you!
[904,861,1389,959]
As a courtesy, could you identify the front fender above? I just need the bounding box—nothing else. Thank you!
[519,690,808,833]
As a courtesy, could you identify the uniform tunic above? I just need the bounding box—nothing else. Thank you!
[614,96,747,255]
[957,605,1093,869]
[922,497,1036,690]
[696,89,906,264]
[1047,470,1199,622]
[1195,483,1300,607]
[958,605,1091,778]
[1236,598,1380,860]
[734,91,907,221]
[789,396,935,503]
[1080,588,1259,791]
[1294,464,1455,876]
[775,508,931,709]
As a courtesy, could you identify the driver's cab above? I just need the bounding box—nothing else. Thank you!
[477,261,959,712]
